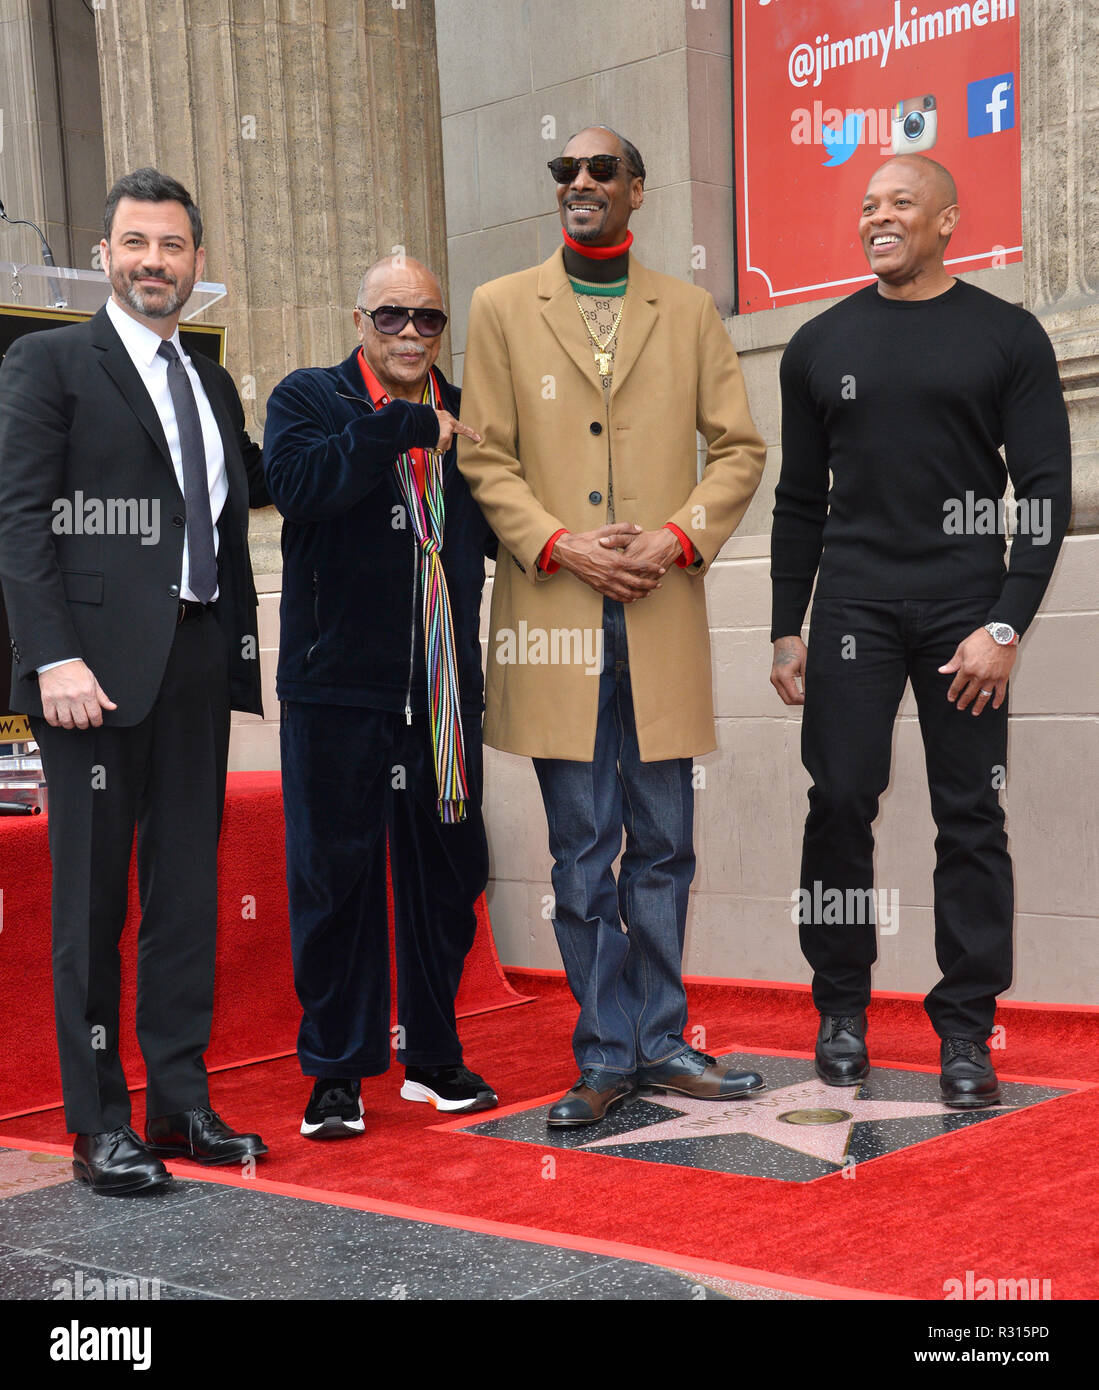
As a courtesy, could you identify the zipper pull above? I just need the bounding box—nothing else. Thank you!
[405,702,412,726]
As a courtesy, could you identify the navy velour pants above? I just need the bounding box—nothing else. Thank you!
[280,701,488,1077]
[799,596,1013,1040]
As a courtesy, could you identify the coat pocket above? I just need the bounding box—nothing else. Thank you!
[59,569,104,604]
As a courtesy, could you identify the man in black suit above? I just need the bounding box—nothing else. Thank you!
[0,168,268,1193]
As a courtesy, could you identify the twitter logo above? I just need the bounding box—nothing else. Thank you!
[821,112,864,167]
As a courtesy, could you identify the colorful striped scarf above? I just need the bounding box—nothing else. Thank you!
[393,373,469,823]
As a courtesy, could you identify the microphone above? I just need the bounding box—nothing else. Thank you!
[0,195,67,308]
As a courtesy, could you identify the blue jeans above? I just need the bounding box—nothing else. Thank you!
[533,599,696,1074]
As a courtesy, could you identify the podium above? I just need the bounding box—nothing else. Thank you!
[0,262,229,815]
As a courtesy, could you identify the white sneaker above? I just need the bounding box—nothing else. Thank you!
[400,1064,498,1113]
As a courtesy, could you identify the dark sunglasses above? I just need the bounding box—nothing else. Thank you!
[357,304,448,337]
[547,155,637,184]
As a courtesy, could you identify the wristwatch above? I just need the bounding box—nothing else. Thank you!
[984,621,1019,647]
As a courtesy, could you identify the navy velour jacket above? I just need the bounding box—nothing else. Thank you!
[263,350,494,714]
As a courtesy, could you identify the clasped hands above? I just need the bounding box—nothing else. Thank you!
[550,523,682,603]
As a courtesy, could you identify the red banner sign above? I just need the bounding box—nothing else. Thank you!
[734,0,1021,313]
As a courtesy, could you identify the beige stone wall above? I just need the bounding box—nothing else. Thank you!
[432,0,1099,1005]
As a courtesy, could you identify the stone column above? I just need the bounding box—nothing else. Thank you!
[0,0,46,272]
[1021,0,1099,530]
[0,0,105,275]
[93,0,450,575]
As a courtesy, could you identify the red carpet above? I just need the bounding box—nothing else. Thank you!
[2,970,1097,1300]
[0,771,529,1116]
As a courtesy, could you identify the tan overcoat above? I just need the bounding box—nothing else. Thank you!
[457,248,765,761]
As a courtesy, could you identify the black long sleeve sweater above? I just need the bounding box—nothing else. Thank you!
[771,279,1072,640]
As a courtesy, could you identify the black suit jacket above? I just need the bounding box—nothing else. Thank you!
[0,305,267,724]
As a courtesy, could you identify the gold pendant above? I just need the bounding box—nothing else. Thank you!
[595,351,611,376]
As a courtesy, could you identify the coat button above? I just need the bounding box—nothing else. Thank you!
[168,583,180,597]
[172,514,185,527]
[589,491,603,505]
[589,421,603,435]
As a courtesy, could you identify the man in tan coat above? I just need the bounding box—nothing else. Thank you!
[458,127,767,1127]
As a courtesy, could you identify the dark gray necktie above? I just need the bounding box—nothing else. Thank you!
[157,339,217,603]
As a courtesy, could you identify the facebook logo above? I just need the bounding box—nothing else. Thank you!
[968,73,1015,137]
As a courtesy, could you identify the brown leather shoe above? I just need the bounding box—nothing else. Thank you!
[546,1070,637,1128]
[635,1049,765,1100]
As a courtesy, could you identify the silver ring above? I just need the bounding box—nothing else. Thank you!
[980,689,993,696]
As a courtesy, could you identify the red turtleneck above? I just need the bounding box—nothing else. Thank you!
[561,227,634,259]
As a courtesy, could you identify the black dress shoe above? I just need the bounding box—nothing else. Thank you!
[546,1070,636,1128]
[815,1012,870,1085]
[72,1126,171,1196]
[145,1106,268,1165]
[940,1037,1001,1108]
[635,1049,765,1099]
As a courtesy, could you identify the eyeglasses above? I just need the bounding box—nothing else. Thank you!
[356,305,448,337]
[547,155,638,184]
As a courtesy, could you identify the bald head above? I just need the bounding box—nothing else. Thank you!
[358,255,443,309]
[873,155,957,210]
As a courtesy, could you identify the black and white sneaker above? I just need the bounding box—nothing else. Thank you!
[400,1064,498,1113]
[300,1077,365,1138]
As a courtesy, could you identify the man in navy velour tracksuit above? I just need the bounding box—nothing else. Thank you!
[263,254,499,1139]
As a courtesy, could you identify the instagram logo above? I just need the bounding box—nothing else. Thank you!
[891,95,937,155]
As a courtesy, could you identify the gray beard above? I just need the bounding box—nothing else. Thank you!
[118,276,186,319]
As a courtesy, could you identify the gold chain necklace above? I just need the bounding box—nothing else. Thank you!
[575,295,625,377]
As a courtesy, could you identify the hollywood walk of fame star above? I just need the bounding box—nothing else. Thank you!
[579,1078,1010,1167]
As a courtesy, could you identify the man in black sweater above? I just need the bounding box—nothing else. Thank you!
[769,156,1071,1107]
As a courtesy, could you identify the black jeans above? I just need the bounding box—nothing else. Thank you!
[280,701,488,1077]
[799,597,1012,1040]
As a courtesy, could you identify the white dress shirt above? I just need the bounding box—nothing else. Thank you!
[38,299,229,674]
[105,296,228,601]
